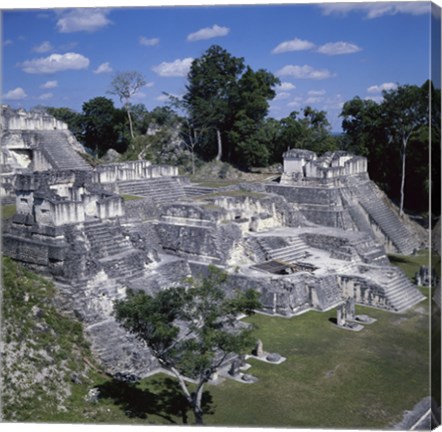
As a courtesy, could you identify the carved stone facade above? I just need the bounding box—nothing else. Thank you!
[1,110,428,378]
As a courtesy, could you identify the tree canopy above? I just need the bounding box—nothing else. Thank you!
[340,81,439,216]
[183,45,279,168]
[108,71,147,139]
[114,265,261,425]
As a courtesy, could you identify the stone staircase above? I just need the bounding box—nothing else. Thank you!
[84,220,133,259]
[34,130,92,171]
[118,177,187,204]
[183,185,215,198]
[356,182,420,255]
[83,220,147,282]
[256,236,310,263]
[84,318,158,377]
[383,269,425,312]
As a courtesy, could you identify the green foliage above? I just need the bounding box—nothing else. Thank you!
[1,204,16,219]
[82,96,129,157]
[183,45,279,167]
[340,80,440,214]
[1,257,95,421]
[115,265,260,376]
[276,108,338,160]
[46,106,84,142]
[114,265,260,423]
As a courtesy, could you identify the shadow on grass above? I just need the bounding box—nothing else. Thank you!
[388,255,411,265]
[97,376,214,424]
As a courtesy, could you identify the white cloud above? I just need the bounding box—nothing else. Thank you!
[317,41,361,55]
[323,94,345,111]
[152,58,193,77]
[139,37,160,46]
[365,95,384,103]
[187,24,230,42]
[4,39,13,46]
[3,87,27,100]
[308,90,326,96]
[33,41,54,53]
[367,82,398,93]
[272,38,315,54]
[305,96,324,104]
[288,96,303,108]
[41,80,58,89]
[94,62,113,74]
[274,92,291,101]
[277,64,333,80]
[20,52,90,74]
[156,94,170,102]
[319,2,429,19]
[56,9,111,33]
[277,82,296,92]
[132,91,147,100]
[39,92,54,100]
[144,82,155,88]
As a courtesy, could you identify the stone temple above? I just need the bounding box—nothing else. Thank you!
[1,107,428,378]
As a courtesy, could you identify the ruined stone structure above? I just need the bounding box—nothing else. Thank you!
[1,109,428,379]
[1,106,91,203]
[271,149,425,255]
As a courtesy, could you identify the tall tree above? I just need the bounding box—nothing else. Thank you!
[82,97,124,156]
[229,67,280,167]
[184,45,245,161]
[108,71,146,139]
[381,83,427,216]
[114,266,261,425]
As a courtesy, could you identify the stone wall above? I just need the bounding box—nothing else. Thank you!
[92,161,178,184]
[1,106,68,131]
[13,171,124,226]
[281,150,367,182]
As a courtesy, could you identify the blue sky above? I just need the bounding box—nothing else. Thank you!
[1,2,436,131]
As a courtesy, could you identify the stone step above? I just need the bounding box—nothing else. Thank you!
[183,186,215,197]
[34,130,91,171]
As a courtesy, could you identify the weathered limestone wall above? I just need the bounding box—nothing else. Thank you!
[156,220,242,264]
[93,161,178,184]
[1,106,68,131]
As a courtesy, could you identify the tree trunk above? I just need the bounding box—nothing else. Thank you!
[169,366,205,425]
[126,106,135,140]
[399,137,407,217]
[192,384,205,425]
[216,129,222,161]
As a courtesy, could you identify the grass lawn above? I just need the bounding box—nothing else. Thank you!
[92,297,429,428]
[120,194,144,201]
[206,301,429,429]
[388,249,441,281]
[1,204,16,219]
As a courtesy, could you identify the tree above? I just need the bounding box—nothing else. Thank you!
[184,45,245,161]
[82,97,125,156]
[167,93,212,174]
[109,71,147,139]
[277,108,337,158]
[381,83,427,216]
[114,266,261,425]
[183,46,279,168]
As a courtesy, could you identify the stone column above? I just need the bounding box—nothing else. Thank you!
[337,304,346,327]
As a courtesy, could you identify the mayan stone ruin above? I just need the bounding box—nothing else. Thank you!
[1,107,428,378]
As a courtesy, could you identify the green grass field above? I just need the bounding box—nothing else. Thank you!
[117,297,427,428]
